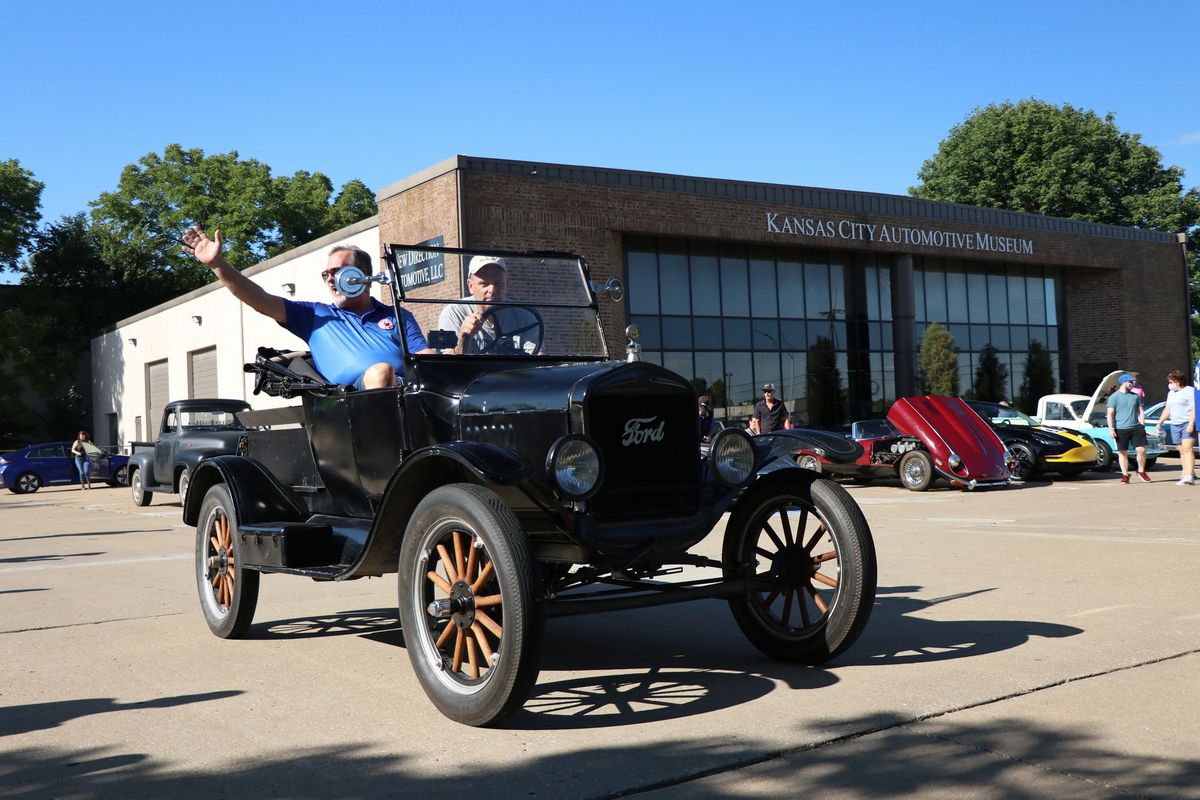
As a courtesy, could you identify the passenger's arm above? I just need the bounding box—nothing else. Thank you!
[183,226,287,323]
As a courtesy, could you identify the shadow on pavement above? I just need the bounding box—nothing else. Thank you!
[0,691,243,738]
[0,529,172,543]
[0,551,105,564]
[3,712,1197,799]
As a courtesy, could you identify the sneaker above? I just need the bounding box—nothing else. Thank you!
[1178,476,1196,486]
[1120,474,1130,484]
[1137,472,1151,483]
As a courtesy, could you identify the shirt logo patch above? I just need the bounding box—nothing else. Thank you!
[378,318,395,331]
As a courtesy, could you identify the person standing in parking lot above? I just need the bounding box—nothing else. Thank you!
[70,431,93,490]
[1106,373,1149,484]
[750,383,792,434]
[1154,370,1196,485]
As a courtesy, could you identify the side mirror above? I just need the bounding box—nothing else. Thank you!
[591,277,625,303]
[335,266,368,298]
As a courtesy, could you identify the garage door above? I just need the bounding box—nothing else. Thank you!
[146,360,169,436]
[189,347,218,398]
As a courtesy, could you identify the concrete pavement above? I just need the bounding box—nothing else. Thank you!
[1,469,1197,799]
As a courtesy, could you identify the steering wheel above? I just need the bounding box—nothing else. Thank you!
[475,305,544,355]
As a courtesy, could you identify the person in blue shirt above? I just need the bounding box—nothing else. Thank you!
[182,225,429,388]
[1106,373,1149,484]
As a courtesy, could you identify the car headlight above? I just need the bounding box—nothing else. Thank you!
[947,452,963,470]
[711,428,755,488]
[547,435,602,499]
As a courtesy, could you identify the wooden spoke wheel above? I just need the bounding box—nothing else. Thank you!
[195,483,259,639]
[723,477,876,664]
[398,484,543,727]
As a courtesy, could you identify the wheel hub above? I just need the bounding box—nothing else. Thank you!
[770,543,817,587]
[449,580,476,630]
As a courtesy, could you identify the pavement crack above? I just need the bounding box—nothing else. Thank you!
[0,611,190,635]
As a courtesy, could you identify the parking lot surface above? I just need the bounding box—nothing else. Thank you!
[2,472,1198,799]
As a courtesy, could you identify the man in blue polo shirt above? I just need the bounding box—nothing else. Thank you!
[182,225,428,388]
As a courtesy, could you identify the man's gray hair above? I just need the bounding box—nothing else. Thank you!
[329,244,373,271]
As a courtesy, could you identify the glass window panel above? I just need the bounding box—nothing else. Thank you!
[988,275,1007,322]
[725,352,755,408]
[752,318,780,351]
[749,256,778,318]
[946,271,968,323]
[811,321,847,350]
[693,317,722,348]
[1045,275,1058,325]
[778,259,805,319]
[864,266,880,321]
[1009,325,1029,351]
[627,250,659,314]
[694,352,725,406]
[784,357,807,420]
[970,324,990,351]
[957,352,972,397]
[948,324,969,351]
[690,249,721,316]
[1026,274,1046,324]
[723,318,752,350]
[880,323,893,351]
[878,266,892,321]
[631,315,661,349]
[868,322,882,349]
[1009,356,1024,404]
[661,317,692,349]
[989,325,1010,350]
[967,273,988,322]
[830,259,846,319]
[925,269,947,323]
[640,351,662,366]
[914,269,926,321]
[1045,326,1060,351]
[720,252,750,317]
[805,259,830,320]
[658,252,690,315]
[1027,327,1047,350]
[1050,353,1060,393]
[780,319,806,351]
[662,351,693,380]
[754,353,782,398]
[1007,273,1027,324]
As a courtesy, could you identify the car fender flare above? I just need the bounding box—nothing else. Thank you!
[183,456,305,527]
[128,452,155,486]
[349,444,540,577]
[726,468,822,530]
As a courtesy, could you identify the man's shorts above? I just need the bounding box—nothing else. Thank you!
[1115,426,1148,450]
[1163,422,1196,446]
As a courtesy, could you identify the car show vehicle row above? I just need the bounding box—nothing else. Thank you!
[0,442,129,494]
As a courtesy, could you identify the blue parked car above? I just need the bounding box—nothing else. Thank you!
[0,442,130,494]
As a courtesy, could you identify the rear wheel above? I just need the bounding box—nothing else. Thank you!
[398,484,543,727]
[195,483,259,639]
[795,454,822,473]
[178,468,190,506]
[723,478,876,663]
[1010,443,1040,480]
[13,472,41,494]
[131,468,153,506]
[898,450,934,491]
[1092,440,1113,472]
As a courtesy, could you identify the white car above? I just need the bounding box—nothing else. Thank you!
[1036,370,1167,470]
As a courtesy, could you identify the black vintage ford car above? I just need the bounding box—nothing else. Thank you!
[183,244,878,727]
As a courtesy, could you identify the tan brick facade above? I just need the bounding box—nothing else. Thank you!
[378,157,1189,401]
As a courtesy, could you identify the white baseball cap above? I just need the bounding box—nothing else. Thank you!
[468,255,508,276]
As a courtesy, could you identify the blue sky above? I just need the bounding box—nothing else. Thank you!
[4,0,1198,241]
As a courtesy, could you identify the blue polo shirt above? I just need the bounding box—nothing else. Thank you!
[281,298,427,385]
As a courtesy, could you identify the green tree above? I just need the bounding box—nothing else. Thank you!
[911,99,1200,354]
[1018,340,1056,413]
[919,322,958,396]
[0,159,44,271]
[972,343,1008,402]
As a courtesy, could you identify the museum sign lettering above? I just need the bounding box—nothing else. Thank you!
[396,235,447,289]
[765,213,1034,255]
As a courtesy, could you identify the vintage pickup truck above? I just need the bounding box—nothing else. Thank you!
[129,398,251,506]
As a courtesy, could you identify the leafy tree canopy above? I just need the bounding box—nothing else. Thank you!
[0,159,44,271]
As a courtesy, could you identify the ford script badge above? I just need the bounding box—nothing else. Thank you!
[622,416,666,446]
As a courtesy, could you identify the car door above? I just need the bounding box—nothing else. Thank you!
[154,410,177,481]
[30,444,72,484]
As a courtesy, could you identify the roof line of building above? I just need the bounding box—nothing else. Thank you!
[415,155,1174,244]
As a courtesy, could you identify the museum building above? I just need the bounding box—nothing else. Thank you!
[92,156,1190,445]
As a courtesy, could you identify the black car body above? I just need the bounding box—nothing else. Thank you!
[184,244,878,727]
[129,399,251,506]
[964,400,1097,478]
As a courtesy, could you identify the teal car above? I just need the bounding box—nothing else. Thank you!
[1036,371,1168,470]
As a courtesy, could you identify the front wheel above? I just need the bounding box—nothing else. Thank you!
[898,450,934,491]
[398,484,544,727]
[108,465,129,487]
[195,483,259,638]
[178,468,190,506]
[723,477,877,663]
[1010,443,1040,480]
[1092,439,1114,471]
[131,468,153,506]
[795,454,822,473]
[13,472,41,494]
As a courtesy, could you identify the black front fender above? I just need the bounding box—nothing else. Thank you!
[183,456,305,527]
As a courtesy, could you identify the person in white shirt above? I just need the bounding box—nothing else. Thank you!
[1154,370,1196,485]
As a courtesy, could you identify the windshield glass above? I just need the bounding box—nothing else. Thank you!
[385,245,607,359]
[180,410,244,430]
[1069,400,1090,419]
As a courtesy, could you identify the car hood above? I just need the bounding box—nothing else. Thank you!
[888,396,1008,480]
[1081,369,1137,421]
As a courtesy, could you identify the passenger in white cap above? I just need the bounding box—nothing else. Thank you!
[438,255,540,355]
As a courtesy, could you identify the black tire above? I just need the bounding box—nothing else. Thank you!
[1093,440,1114,472]
[722,478,877,663]
[178,468,190,506]
[1010,443,1040,480]
[12,472,41,494]
[398,483,543,727]
[131,468,153,506]
[195,483,259,639]
[108,465,129,487]
[898,450,934,491]
[795,454,822,473]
